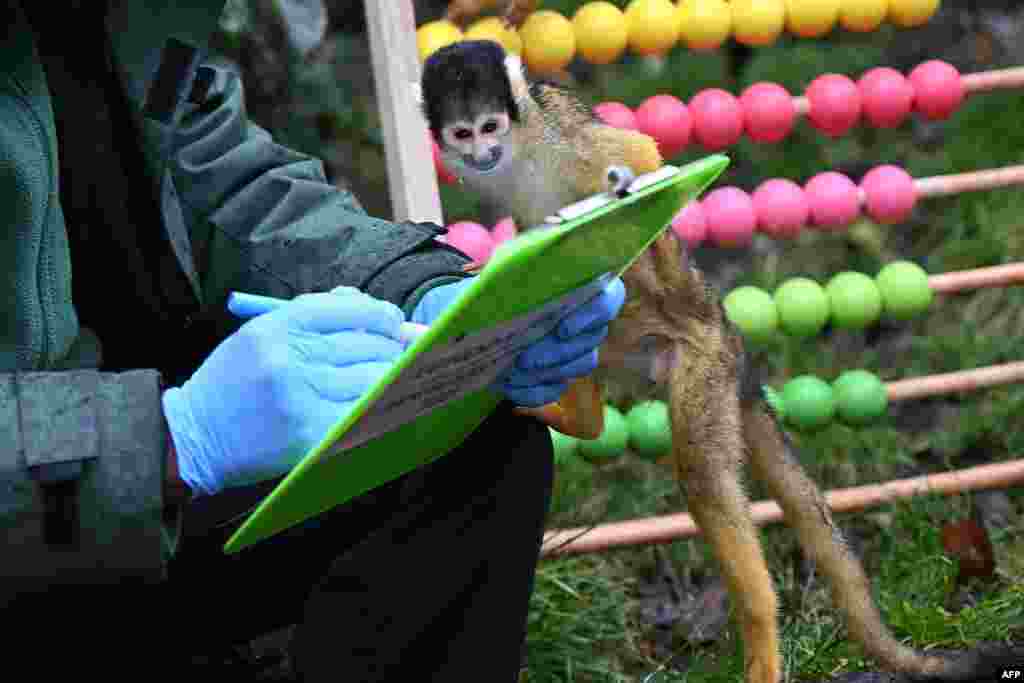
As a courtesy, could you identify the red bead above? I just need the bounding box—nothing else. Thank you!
[740,82,796,144]
[858,67,914,129]
[860,165,917,224]
[751,178,807,238]
[492,217,519,244]
[804,171,861,229]
[806,74,862,138]
[671,201,708,247]
[703,187,757,247]
[909,60,964,120]
[689,88,745,151]
[594,102,638,129]
[432,137,457,185]
[444,221,494,263]
[635,94,692,159]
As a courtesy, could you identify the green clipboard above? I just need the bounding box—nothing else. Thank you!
[223,154,729,554]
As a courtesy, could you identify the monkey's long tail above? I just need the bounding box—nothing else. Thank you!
[741,402,1024,681]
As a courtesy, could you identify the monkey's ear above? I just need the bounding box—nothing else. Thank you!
[503,52,530,102]
[409,81,424,108]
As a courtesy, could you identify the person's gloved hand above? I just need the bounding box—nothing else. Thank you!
[411,276,627,408]
[163,288,407,496]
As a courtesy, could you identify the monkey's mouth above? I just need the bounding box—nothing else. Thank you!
[464,148,503,174]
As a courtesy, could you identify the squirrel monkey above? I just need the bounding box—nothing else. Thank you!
[419,40,1021,683]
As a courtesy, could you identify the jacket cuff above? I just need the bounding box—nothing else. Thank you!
[0,370,170,592]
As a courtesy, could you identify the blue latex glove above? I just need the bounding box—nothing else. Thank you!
[163,287,407,496]
[411,276,627,407]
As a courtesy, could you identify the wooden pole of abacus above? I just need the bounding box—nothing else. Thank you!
[541,459,1024,557]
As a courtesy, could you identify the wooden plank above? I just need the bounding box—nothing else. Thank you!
[364,0,444,225]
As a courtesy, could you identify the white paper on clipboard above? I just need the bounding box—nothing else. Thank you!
[327,272,614,457]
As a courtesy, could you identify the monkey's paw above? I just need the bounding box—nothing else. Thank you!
[606,166,636,198]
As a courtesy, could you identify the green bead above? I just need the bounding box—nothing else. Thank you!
[579,405,630,460]
[825,271,883,330]
[832,370,888,426]
[762,385,787,421]
[626,400,672,460]
[780,375,835,431]
[723,286,779,343]
[773,277,830,338]
[876,261,933,320]
[549,428,580,465]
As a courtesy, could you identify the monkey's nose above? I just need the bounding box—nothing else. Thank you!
[470,146,503,171]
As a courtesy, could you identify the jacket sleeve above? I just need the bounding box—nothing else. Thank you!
[169,59,472,329]
[0,369,173,590]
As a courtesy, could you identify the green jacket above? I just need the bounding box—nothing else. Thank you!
[0,0,471,597]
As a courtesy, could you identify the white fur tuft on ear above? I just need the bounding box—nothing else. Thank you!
[503,53,530,100]
[409,81,424,107]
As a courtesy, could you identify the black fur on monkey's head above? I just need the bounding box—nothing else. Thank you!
[420,40,520,140]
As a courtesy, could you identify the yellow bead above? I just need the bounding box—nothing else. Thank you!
[785,0,840,38]
[416,20,463,62]
[887,0,940,28]
[519,10,576,74]
[572,2,628,65]
[730,0,786,47]
[465,16,523,54]
[625,0,681,57]
[839,0,889,32]
[677,0,732,51]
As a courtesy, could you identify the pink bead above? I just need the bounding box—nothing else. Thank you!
[492,217,519,244]
[804,172,861,229]
[702,187,757,247]
[594,102,637,129]
[858,67,914,129]
[751,178,807,239]
[432,137,456,185]
[806,74,862,138]
[444,221,494,263]
[860,165,917,224]
[740,82,796,144]
[671,201,708,247]
[689,89,744,151]
[909,60,964,120]
[635,94,692,159]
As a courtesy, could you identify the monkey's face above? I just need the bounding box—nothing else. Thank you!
[439,111,513,175]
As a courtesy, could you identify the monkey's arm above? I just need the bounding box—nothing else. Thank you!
[520,123,663,438]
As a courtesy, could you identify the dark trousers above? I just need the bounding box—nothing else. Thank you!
[9,407,554,682]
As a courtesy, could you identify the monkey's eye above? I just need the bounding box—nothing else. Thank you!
[481,120,499,134]
[453,128,473,140]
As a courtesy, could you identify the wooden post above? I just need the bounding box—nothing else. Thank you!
[364,0,444,225]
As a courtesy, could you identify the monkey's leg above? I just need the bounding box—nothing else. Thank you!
[740,404,951,677]
[668,348,781,683]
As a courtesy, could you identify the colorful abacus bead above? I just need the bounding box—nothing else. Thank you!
[740,82,797,144]
[594,101,638,129]
[690,88,745,151]
[858,67,915,129]
[703,186,758,246]
[805,171,861,229]
[672,201,708,247]
[825,271,883,329]
[443,221,494,263]
[635,94,692,158]
[860,165,917,224]
[751,178,807,238]
[832,369,888,426]
[909,60,965,120]
[806,73,861,137]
